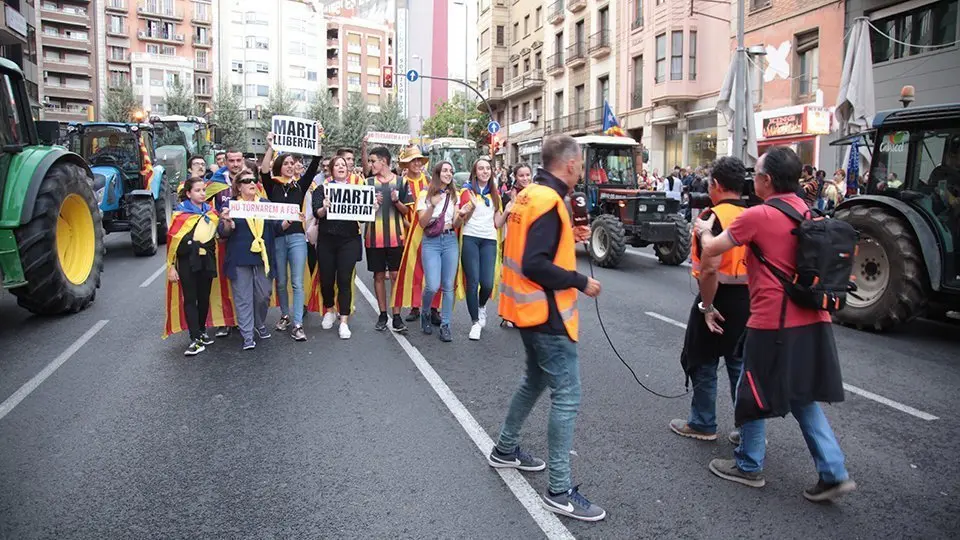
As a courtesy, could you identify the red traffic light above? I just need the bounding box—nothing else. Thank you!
[382,65,394,88]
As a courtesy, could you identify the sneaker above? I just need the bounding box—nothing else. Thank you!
[375,312,389,331]
[420,310,433,335]
[243,341,256,351]
[198,333,214,346]
[215,326,231,338]
[487,446,546,472]
[275,316,291,332]
[669,419,718,441]
[339,322,352,339]
[803,479,857,503]
[430,308,442,326]
[405,308,421,322]
[439,324,452,342]
[391,314,408,334]
[184,340,205,356]
[291,326,307,341]
[728,430,768,446]
[255,327,272,340]
[708,459,766,488]
[478,306,488,328]
[541,485,606,522]
[321,311,337,330]
[469,322,482,341]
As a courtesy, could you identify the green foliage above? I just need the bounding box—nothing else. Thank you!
[339,92,373,151]
[164,78,198,116]
[308,92,343,153]
[372,96,408,135]
[103,82,139,123]
[212,84,246,151]
[257,81,297,134]
[421,92,490,146]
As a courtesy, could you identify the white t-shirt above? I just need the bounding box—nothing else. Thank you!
[461,190,498,240]
[417,191,458,228]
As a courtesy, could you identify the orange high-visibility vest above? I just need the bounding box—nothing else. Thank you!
[499,183,580,341]
[691,201,748,284]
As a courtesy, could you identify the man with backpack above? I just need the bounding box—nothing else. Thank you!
[693,146,857,502]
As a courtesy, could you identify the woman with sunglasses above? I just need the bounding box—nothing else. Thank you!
[458,158,507,341]
[219,168,277,351]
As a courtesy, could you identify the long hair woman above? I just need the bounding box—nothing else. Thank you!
[418,161,468,342]
[458,158,507,340]
[166,176,220,356]
[311,156,363,339]
[219,167,276,351]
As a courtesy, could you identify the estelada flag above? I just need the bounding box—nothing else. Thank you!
[139,136,155,191]
[391,205,442,311]
[602,100,626,137]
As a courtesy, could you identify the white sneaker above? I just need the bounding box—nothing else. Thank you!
[478,306,487,328]
[321,311,337,330]
[338,322,352,339]
[469,322,482,341]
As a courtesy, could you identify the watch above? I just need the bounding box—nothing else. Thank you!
[698,301,715,314]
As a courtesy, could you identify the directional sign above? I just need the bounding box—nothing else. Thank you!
[406,69,419,82]
[487,121,501,135]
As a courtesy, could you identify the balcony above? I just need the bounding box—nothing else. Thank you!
[106,26,128,37]
[41,34,90,51]
[546,52,564,75]
[547,1,564,24]
[588,30,611,58]
[544,115,566,134]
[44,84,93,101]
[194,61,212,73]
[326,38,338,49]
[567,0,586,13]
[480,85,504,104]
[39,5,89,26]
[196,86,212,98]
[137,1,183,21]
[327,77,339,87]
[193,36,213,48]
[327,56,339,67]
[502,70,544,98]
[584,106,603,129]
[564,43,585,68]
[44,59,93,76]
[138,30,185,44]
[43,104,90,121]
[108,53,132,65]
[105,0,127,13]
[347,42,361,54]
[192,12,212,25]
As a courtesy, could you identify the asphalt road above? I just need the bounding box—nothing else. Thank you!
[1,235,958,539]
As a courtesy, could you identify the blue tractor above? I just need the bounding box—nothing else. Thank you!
[63,123,170,256]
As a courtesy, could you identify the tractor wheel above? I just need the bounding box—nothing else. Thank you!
[588,214,626,268]
[129,196,159,256]
[155,190,173,245]
[12,162,104,315]
[654,215,692,266]
[833,205,927,331]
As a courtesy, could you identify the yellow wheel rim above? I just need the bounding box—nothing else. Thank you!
[57,194,96,285]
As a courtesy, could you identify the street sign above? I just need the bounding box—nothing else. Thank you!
[406,70,419,82]
[487,121,501,135]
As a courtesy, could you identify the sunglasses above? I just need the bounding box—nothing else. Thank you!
[237,177,257,184]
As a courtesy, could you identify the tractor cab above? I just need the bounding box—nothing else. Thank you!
[425,138,479,187]
[149,115,213,161]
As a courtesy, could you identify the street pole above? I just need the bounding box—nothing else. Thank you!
[455,0,469,138]
[413,55,424,144]
[732,0,746,162]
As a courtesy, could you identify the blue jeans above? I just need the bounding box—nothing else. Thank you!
[461,235,497,322]
[421,233,459,326]
[274,232,307,326]
[496,330,581,494]
[687,356,743,434]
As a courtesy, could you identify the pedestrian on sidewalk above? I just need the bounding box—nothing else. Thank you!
[417,161,467,342]
[458,158,507,341]
[490,134,606,522]
[218,167,277,351]
[670,156,751,443]
[694,146,856,502]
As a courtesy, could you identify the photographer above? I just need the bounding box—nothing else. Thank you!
[670,157,750,444]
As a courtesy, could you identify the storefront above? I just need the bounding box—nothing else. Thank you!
[517,139,542,170]
[686,115,718,168]
[756,105,832,168]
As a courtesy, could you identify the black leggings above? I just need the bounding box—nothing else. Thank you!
[316,234,362,315]
[178,260,213,340]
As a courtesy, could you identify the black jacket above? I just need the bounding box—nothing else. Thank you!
[260,156,320,236]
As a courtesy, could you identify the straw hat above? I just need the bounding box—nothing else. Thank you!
[398,145,428,164]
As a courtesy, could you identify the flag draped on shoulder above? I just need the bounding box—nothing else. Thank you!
[453,187,503,302]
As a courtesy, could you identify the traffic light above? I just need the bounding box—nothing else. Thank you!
[382,65,393,88]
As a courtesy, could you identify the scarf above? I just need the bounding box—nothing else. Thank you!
[272,175,299,186]
[176,200,217,255]
[471,180,492,207]
[241,198,270,276]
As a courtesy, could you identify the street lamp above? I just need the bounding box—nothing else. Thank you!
[453,0,469,139]
[412,54,424,143]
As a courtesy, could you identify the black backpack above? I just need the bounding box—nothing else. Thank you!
[749,199,858,313]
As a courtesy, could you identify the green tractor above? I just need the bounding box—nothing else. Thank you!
[0,59,104,314]
[833,103,960,331]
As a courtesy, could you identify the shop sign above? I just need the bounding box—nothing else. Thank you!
[519,141,542,156]
[762,113,804,138]
[805,106,831,135]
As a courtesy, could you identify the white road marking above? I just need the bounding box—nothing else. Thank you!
[642,311,940,421]
[355,278,575,540]
[625,247,692,267]
[140,264,168,288]
[0,320,109,422]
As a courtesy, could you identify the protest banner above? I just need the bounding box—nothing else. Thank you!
[325,183,377,222]
[366,131,411,146]
[229,200,302,221]
[271,115,321,156]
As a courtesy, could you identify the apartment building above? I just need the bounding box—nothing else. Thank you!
[325,11,394,114]
[1,0,40,117]
[36,0,98,122]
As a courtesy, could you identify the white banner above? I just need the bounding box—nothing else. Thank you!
[326,183,377,222]
[271,115,321,156]
[367,131,411,146]
[229,200,302,221]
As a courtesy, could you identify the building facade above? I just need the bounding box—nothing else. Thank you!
[2,1,40,116]
[36,0,99,122]
[325,11,394,114]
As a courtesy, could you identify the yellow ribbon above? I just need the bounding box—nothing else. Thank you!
[248,216,270,275]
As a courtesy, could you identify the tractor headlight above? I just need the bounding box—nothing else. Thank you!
[95,187,105,205]
[638,204,647,212]
[657,204,665,212]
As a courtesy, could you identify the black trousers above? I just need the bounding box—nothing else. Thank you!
[178,260,213,340]
[316,234,361,315]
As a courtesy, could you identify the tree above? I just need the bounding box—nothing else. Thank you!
[372,96,408,135]
[308,91,343,152]
[164,78,198,116]
[103,82,139,123]
[257,81,296,134]
[421,91,490,146]
[212,84,245,151]
[339,92,373,150]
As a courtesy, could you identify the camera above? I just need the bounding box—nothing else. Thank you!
[688,169,763,210]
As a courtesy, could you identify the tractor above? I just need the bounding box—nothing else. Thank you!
[576,135,690,268]
[0,59,104,315]
[832,102,960,331]
[425,137,479,187]
[63,122,171,256]
[150,115,213,194]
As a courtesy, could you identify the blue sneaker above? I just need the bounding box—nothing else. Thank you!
[487,446,546,472]
[541,485,606,522]
[420,310,433,335]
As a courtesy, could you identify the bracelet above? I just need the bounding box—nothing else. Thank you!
[698,301,715,314]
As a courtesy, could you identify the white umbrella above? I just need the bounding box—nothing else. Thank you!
[835,17,876,133]
[717,54,758,166]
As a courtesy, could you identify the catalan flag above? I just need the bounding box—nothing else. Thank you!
[139,135,155,191]
[602,100,626,137]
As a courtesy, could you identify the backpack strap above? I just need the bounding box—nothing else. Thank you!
[764,197,806,222]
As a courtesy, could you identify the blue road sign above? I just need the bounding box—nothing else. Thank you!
[406,70,419,82]
[487,121,501,135]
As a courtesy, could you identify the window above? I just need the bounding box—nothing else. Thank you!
[633,0,643,28]
[195,50,208,66]
[513,22,520,43]
[481,70,490,90]
[535,52,542,70]
[534,97,542,116]
[632,56,643,108]
[165,72,181,88]
[513,63,519,78]
[246,85,269,97]
[655,33,666,83]
[523,58,530,72]
[231,61,243,72]
[150,69,164,87]
[599,7,609,33]
[536,6,543,28]
[366,56,380,70]
[109,15,125,34]
[246,36,269,49]
[348,53,361,71]
[496,25,505,46]
[307,71,318,81]
[574,85,585,113]
[291,89,307,101]
[245,11,268,25]
[195,3,210,21]
[196,77,209,95]
[146,43,160,55]
[522,101,530,119]
[512,105,520,122]
[256,62,269,74]
[348,74,361,88]
[795,30,818,97]
[750,0,771,10]
[231,84,242,96]
[109,71,129,87]
[598,76,609,107]
[109,46,126,61]
[367,78,380,93]
[135,68,144,85]
[871,0,957,63]
[689,31,697,80]
[553,90,563,120]
[670,31,683,80]
[289,65,306,78]
[161,45,175,55]
[524,15,530,36]
[575,20,585,46]
[495,67,504,87]
[481,29,490,51]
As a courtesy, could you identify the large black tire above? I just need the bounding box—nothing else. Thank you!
[155,190,172,246]
[12,162,104,315]
[129,196,158,256]
[833,205,927,331]
[588,214,626,268]
[654,215,692,266]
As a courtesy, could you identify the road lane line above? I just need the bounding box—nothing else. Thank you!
[0,320,109,422]
[139,264,167,288]
[642,311,940,421]
[355,278,575,540]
